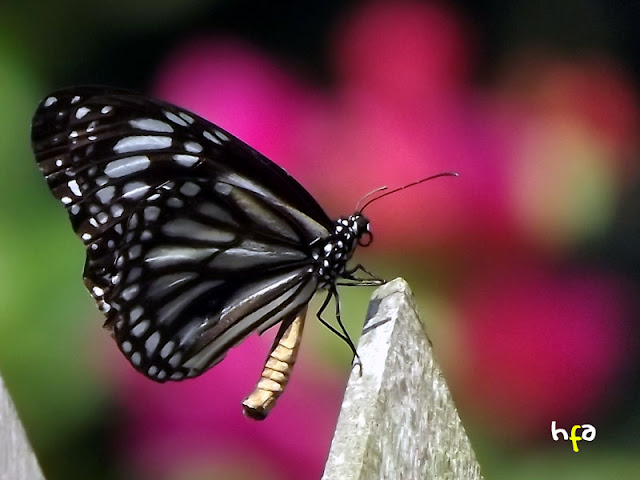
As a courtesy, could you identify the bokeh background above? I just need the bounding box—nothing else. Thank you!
[1,1,639,479]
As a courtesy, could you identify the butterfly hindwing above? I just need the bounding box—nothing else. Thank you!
[107,179,321,380]
[31,86,330,380]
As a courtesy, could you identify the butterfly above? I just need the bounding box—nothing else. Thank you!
[32,86,456,418]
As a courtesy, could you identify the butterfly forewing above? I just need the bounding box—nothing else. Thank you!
[31,87,332,380]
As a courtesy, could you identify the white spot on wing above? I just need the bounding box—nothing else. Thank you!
[184,141,203,153]
[203,131,221,145]
[215,130,229,141]
[44,96,57,107]
[113,136,172,154]
[214,182,232,195]
[122,284,140,301]
[96,186,115,204]
[145,246,216,268]
[144,206,160,221]
[168,352,183,368]
[129,118,174,133]
[167,197,184,208]
[130,306,144,323]
[97,212,109,224]
[131,351,142,366]
[160,341,175,359]
[131,320,149,337]
[122,181,150,200]
[101,106,113,114]
[75,106,90,119]
[163,110,188,127]
[105,155,151,178]
[179,112,195,124]
[179,182,201,197]
[128,245,142,260]
[111,204,124,218]
[68,180,81,196]
[145,332,161,354]
[173,154,199,167]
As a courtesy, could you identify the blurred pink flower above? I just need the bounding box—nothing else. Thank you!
[333,1,472,108]
[147,7,535,257]
[300,2,524,253]
[450,265,633,440]
[152,35,323,182]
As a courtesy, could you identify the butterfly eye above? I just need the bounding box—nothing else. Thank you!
[358,231,373,247]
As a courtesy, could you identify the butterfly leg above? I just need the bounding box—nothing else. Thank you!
[315,289,362,373]
[339,264,386,286]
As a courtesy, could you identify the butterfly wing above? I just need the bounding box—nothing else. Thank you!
[31,86,331,381]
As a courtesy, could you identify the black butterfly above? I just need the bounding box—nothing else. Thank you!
[32,86,455,401]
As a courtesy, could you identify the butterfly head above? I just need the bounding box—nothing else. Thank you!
[350,213,373,247]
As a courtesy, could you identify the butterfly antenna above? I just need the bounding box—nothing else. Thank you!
[355,186,388,212]
[358,172,459,213]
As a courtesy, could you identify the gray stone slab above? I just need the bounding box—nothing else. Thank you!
[0,374,45,480]
[322,278,483,480]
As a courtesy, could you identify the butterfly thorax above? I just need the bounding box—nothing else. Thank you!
[312,213,371,289]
